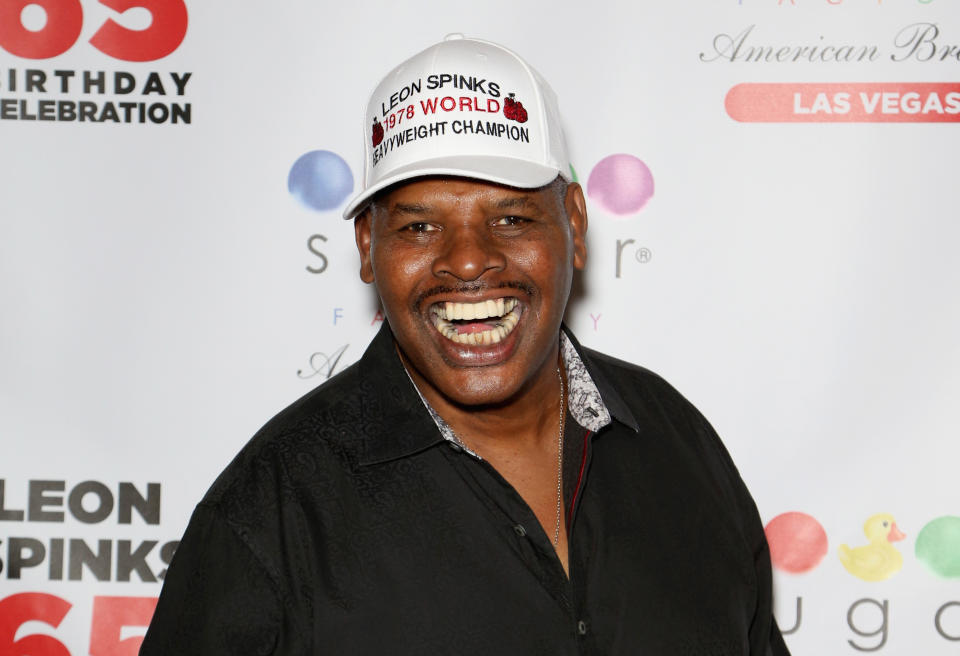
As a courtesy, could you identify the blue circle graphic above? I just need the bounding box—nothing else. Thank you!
[287,150,354,212]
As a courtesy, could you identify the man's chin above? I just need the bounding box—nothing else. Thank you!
[432,370,526,410]
[397,334,525,409]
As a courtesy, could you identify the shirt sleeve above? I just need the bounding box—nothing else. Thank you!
[691,402,792,656]
[140,503,283,656]
[712,443,791,656]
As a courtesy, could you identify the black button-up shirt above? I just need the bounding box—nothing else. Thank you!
[141,323,789,655]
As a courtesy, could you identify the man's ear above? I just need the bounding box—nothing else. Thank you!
[565,182,588,270]
[354,209,375,283]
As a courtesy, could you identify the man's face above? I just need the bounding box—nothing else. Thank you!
[355,177,588,408]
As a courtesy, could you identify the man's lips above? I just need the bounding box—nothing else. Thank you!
[429,297,521,346]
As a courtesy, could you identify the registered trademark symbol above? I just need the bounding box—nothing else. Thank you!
[614,239,654,278]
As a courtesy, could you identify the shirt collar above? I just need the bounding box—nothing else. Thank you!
[357,324,447,466]
[357,322,639,467]
[559,330,612,432]
[559,326,640,434]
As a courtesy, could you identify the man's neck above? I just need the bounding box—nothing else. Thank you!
[400,346,565,456]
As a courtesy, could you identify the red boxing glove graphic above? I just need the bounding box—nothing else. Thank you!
[503,93,528,123]
[371,117,384,147]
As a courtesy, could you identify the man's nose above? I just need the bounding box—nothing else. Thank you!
[431,225,506,281]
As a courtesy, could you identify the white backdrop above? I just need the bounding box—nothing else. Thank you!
[2,1,959,654]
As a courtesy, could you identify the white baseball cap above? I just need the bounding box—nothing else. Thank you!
[342,34,571,219]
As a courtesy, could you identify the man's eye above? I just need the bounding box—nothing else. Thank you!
[494,215,528,226]
[403,222,436,233]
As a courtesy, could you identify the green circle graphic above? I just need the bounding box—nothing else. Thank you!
[916,516,960,578]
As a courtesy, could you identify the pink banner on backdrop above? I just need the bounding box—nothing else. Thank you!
[726,83,960,123]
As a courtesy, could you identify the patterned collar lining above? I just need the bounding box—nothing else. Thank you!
[403,332,612,460]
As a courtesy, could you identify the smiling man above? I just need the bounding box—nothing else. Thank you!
[142,36,789,655]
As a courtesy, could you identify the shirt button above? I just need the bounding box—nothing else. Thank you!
[513,524,527,537]
[577,620,588,635]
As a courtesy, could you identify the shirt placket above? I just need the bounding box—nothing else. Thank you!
[565,420,600,655]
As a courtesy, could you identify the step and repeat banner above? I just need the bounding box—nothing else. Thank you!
[2,1,958,654]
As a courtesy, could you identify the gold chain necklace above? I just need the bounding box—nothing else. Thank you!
[446,365,566,547]
[553,365,565,547]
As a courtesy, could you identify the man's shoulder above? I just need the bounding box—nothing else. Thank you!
[573,338,731,462]
[200,361,367,510]
[577,342,696,415]
[579,341,758,522]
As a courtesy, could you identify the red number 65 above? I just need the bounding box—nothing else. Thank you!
[0,0,188,61]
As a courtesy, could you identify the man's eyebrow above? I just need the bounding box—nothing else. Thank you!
[493,196,538,210]
[390,202,432,215]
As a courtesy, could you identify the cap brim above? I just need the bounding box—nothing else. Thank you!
[341,155,563,219]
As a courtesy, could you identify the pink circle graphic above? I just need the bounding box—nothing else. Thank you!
[586,154,654,216]
[765,512,828,574]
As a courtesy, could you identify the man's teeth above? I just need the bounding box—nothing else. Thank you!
[431,298,520,346]
[436,298,515,321]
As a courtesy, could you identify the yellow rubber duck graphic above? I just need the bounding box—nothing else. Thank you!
[838,513,906,581]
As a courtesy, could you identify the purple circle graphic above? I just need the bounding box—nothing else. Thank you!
[288,150,353,212]
[587,154,654,216]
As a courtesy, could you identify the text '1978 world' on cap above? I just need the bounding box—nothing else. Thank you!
[342,34,571,219]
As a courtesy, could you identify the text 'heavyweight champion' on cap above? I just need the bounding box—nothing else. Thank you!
[342,34,571,219]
